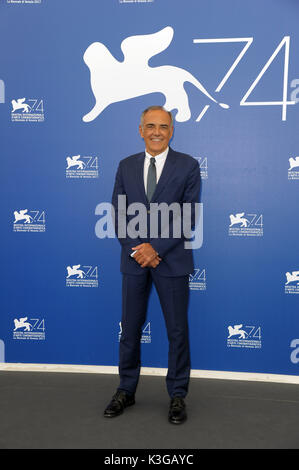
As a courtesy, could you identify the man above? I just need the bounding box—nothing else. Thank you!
[104,105,201,424]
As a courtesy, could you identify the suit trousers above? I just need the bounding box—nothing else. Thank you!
[118,269,191,398]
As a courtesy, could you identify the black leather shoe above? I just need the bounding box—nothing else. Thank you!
[168,396,187,424]
[104,390,135,418]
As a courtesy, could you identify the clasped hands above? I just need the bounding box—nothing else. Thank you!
[131,243,161,268]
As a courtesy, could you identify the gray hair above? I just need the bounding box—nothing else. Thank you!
[140,105,174,128]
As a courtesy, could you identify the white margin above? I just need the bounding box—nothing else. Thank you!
[0,363,299,384]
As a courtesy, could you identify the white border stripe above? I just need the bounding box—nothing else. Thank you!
[0,363,299,384]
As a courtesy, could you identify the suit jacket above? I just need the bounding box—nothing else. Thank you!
[112,147,201,277]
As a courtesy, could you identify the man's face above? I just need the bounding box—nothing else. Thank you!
[139,109,174,156]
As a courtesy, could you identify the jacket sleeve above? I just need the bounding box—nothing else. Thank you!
[111,163,142,256]
[149,159,201,258]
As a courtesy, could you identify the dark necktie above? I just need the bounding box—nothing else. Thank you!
[146,157,156,202]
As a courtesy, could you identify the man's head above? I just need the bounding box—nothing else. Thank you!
[139,106,174,157]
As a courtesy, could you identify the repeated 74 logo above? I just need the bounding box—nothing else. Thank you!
[227,324,262,349]
[13,209,46,232]
[229,212,263,237]
[11,98,44,122]
[66,264,99,287]
[189,268,206,291]
[13,317,45,340]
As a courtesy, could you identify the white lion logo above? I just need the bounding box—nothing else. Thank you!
[229,212,249,227]
[66,265,85,279]
[11,98,31,113]
[83,26,229,123]
[13,209,33,224]
[228,324,247,339]
[289,157,299,170]
[66,155,85,170]
[285,271,299,285]
[14,317,32,332]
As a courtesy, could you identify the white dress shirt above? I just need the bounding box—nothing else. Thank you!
[143,147,169,192]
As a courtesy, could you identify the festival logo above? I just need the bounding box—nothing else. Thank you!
[66,155,99,179]
[288,156,299,180]
[13,317,45,340]
[195,157,208,180]
[285,271,299,294]
[83,29,295,125]
[11,97,44,122]
[13,209,46,232]
[66,265,99,287]
[189,268,206,291]
[228,212,263,237]
[83,26,228,123]
[227,324,262,349]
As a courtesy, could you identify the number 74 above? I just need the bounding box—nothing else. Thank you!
[193,36,296,121]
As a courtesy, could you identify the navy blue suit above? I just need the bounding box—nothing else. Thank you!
[112,147,201,397]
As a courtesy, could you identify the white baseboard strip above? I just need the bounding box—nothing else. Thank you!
[0,362,299,385]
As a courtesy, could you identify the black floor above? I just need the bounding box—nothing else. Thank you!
[0,371,299,449]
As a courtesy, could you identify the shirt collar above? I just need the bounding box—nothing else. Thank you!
[145,146,169,162]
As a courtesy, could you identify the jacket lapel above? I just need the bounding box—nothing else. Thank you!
[134,152,148,204]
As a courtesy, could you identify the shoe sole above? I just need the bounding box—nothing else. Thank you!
[168,417,187,424]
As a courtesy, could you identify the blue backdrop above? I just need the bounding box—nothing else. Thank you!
[1,0,299,376]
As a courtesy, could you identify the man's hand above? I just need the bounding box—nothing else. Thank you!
[148,255,161,268]
[132,243,161,268]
